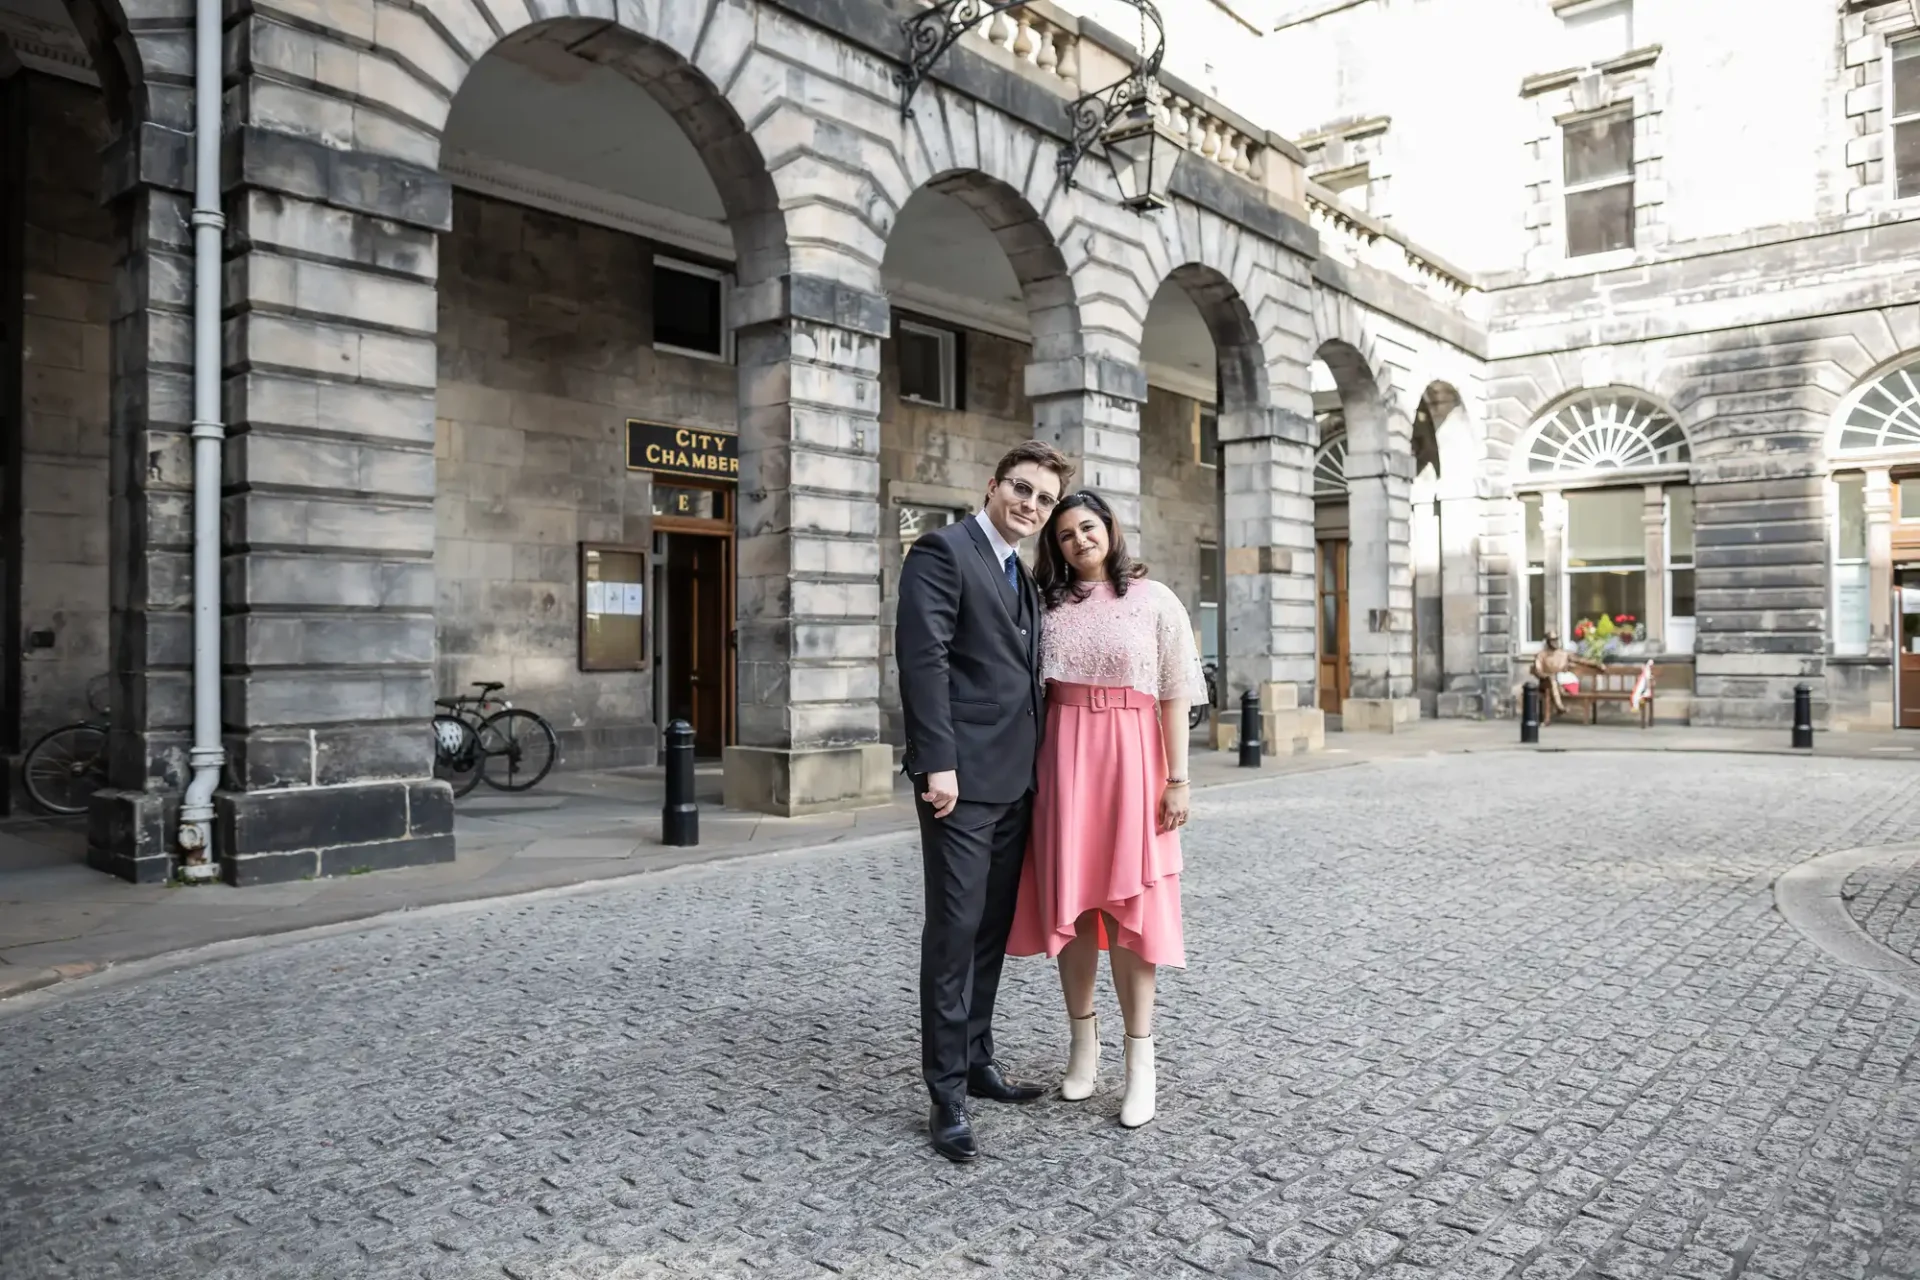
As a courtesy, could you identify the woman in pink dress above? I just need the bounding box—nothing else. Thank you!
[1007,489,1206,1128]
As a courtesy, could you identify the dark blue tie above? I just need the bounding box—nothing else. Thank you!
[1004,553,1019,591]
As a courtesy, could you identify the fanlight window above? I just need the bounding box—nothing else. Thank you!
[1837,362,1920,453]
[1522,392,1689,477]
[1314,433,1348,499]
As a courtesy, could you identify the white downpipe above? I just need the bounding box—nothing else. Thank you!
[176,0,224,881]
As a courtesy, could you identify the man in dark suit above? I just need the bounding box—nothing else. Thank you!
[896,439,1074,1163]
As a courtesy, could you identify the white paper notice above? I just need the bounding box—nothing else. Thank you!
[623,584,644,615]
[586,581,606,614]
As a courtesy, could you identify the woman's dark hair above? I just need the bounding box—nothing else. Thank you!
[1036,489,1148,611]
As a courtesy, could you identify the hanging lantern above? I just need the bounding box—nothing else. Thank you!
[1102,93,1184,213]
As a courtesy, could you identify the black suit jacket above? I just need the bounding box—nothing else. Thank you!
[896,517,1044,804]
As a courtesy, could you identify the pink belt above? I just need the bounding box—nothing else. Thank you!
[1048,682,1156,711]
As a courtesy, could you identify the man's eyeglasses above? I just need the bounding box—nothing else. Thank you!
[998,478,1058,510]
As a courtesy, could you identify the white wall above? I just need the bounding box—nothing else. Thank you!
[1250,0,1853,274]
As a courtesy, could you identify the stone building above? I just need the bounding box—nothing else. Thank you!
[0,0,1901,885]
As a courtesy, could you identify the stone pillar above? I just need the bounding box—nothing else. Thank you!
[1436,491,1483,716]
[723,274,893,816]
[1641,482,1667,650]
[1866,468,1894,660]
[1340,439,1418,732]
[1027,355,1145,531]
[87,128,196,884]
[212,126,456,883]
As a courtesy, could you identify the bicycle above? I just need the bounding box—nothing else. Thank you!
[1189,661,1220,730]
[22,677,111,816]
[432,681,559,798]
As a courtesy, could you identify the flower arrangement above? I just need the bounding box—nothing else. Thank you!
[1571,612,1645,663]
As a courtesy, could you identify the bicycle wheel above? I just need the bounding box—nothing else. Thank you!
[431,714,483,798]
[23,722,108,816]
[477,709,558,792]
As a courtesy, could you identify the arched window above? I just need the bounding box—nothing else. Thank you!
[1513,389,1695,658]
[1313,433,1348,499]
[1519,390,1690,479]
[1836,361,1920,454]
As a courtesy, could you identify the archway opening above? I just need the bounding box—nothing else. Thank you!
[872,173,1076,748]
[433,20,784,768]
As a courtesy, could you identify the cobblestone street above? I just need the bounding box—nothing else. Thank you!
[4,751,1920,1280]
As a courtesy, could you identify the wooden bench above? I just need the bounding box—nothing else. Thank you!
[1544,664,1655,728]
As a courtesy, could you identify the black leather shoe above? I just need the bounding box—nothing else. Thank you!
[928,1101,977,1163]
[967,1061,1046,1103]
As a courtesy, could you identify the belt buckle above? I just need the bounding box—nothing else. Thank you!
[1089,687,1110,712]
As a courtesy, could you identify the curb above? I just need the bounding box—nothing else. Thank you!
[1774,843,1920,1004]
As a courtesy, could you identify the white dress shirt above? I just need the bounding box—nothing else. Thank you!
[972,509,1018,576]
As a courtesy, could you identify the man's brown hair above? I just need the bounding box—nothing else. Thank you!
[993,439,1075,488]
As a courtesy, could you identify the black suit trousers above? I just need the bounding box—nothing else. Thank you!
[916,786,1033,1107]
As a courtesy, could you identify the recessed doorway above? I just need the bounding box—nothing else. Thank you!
[653,485,734,759]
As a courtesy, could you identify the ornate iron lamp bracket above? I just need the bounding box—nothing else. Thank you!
[1056,1,1165,192]
[895,1,1038,119]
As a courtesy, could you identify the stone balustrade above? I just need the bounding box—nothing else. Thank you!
[1306,183,1476,302]
[968,4,1081,86]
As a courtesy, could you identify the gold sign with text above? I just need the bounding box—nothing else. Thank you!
[625,421,739,482]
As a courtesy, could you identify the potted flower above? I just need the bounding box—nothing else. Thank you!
[1572,612,1646,664]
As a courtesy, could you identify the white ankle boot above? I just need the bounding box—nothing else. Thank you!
[1120,1034,1155,1128]
[1061,1014,1099,1101]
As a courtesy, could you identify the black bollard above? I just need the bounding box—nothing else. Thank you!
[1792,683,1814,750]
[662,719,699,846]
[1521,680,1541,745]
[1238,687,1262,768]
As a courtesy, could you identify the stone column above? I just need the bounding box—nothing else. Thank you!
[1027,355,1145,531]
[1436,490,1483,716]
[1219,410,1323,754]
[1866,468,1894,660]
[212,126,456,883]
[724,274,892,816]
[87,127,196,883]
[1411,481,1441,716]
[1540,489,1568,643]
[1642,482,1667,650]
[1340,439,1418,732]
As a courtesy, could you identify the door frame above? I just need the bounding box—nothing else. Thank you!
[1316,536,1351,715]
[652,518,735,752]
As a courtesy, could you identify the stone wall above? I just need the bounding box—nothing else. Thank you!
[15,73,112,746]
[876,321,1032,748]
[1138,385,1221,651]
[434,191,735,768]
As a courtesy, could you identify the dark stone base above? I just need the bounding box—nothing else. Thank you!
[87,788,175,884]
[216,778,456,886]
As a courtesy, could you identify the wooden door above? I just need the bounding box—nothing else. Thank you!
[1900,569,1920,730]
[663,532,732,756]
[1317,538,1350,715]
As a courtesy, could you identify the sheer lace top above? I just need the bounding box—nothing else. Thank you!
[1040,578,1208,703]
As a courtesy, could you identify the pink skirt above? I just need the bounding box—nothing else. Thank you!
[1008,681,1186,968]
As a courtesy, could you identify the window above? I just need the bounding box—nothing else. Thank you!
[1834,475,1869,656]
[1894,38,1920,200]
[580,544,647,670]
[896,320,958,409]
[899,503,959,558]
[1198,408,1219,466]
[654,256,732,361]
[1667,485,1695,654]
[1313,432,1349,499]
[1901,477,1920,522]
[1523,493,1547,644]
[1198,542,1221,668]
[1565,488,1646,635]
[1563,108,1634,257]
[1837,360,1920,453]
[1522,391,1687,478]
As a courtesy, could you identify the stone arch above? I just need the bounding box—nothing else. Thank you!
[1511,385,1692,485]
[58,0,145,134]
[1413,379,1481,497]
[449,17,789,286]
[1826,348,1920,463]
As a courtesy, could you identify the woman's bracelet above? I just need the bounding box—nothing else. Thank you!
[1165,777,1189,787]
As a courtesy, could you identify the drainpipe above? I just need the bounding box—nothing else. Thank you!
[174,0,224,882]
